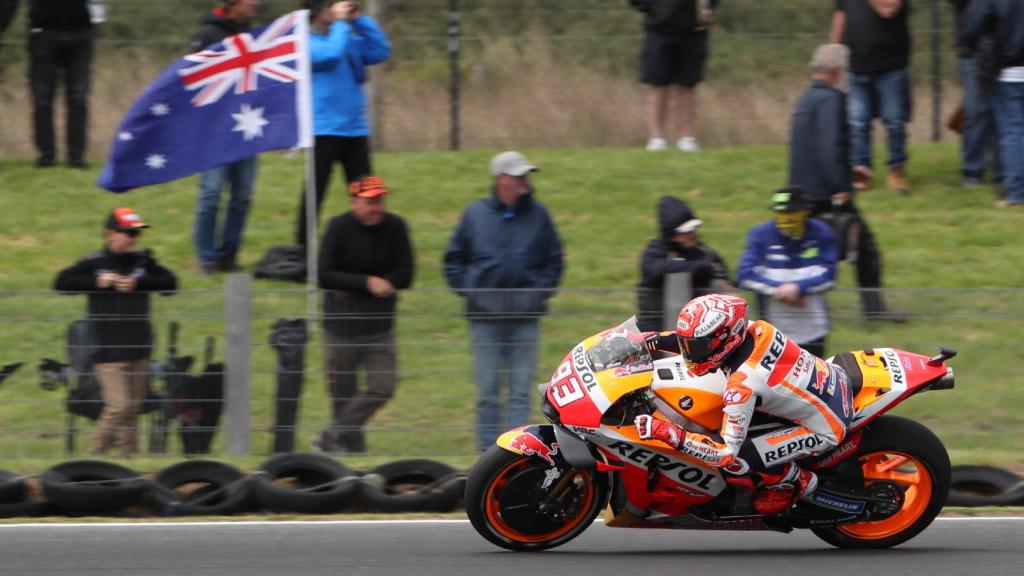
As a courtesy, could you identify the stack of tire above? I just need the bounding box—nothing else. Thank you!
[0,455,466,518]
[947,465,1024,507]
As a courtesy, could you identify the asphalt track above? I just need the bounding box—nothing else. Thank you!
[1,517,1021,576]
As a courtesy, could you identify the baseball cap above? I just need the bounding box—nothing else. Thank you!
[772,186,811,212]
[105,207,149,231]
[349,175,389,199]
[674,218,703,234]
[490,151,538,177]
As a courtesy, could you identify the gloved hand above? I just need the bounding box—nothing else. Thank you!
[634,414,684,448]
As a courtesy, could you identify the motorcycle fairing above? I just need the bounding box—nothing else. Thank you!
[495,425,568,468]
[845,348,950,429]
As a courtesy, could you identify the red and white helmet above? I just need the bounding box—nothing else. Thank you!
[675,294,749,376]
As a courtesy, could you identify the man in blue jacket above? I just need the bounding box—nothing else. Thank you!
[297,0,390,246]
[737,187,838,359]
[444,151,565,452]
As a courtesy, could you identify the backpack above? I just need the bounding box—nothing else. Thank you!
[254,245,307,282]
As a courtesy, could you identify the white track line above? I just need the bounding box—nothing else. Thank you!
[1,517,1022,528]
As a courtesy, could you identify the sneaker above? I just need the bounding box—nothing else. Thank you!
[851,165,874,191]
[645,138,667,152]
[962,176,983,186]
[677,137,699,152]
[995,199,1024,210]
[886,167,911,194]
[35,157,56,169]
[198,261,219,276]
[865,309,909,323]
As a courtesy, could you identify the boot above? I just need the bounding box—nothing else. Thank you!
[886,166,911,194]
[852,165,874,191]
[752,463,818,515]
[861,289,909,324]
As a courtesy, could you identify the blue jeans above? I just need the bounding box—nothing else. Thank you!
[848,69,910,169]
[470,320,540,452]
[194,157,258,264]
[959,57,1001,181]
[992,82,1024,204]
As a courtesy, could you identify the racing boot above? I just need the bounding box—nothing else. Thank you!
[753,463,818,515]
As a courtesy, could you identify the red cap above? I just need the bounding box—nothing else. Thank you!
[105,207,149,231]
[349,176,389,199]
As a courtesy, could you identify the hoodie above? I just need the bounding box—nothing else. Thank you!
[636,196,729,332]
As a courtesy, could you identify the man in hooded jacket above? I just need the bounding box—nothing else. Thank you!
[636,196,730,332]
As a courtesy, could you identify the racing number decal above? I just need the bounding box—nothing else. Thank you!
[550,360,585,407]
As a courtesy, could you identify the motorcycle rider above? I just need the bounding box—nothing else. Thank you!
[634,293,855,515]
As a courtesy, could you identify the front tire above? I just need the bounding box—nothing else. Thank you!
[465,445,608,551]
[812,415,951,549]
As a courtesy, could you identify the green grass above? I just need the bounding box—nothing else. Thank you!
[1,142,1022,475]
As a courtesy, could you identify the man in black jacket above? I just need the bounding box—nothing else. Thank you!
[630,0,718,152]
[54,208,178,456]
[189,0,262,273]
[950,0,1001,187]
[790,44,905,323]
[636,196,730,332]
[316,176,414,454]
[961,0,1024,208]
[26,0,97,168]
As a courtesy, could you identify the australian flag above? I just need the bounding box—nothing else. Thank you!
[99,10,313,192]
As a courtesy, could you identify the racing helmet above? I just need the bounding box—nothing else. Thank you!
[675,294,748,376]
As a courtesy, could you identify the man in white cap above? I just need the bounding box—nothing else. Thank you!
[444,151,564,452]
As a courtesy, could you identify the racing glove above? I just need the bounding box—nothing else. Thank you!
[634,414,684,448]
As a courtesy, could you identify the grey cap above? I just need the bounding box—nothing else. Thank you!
[490,151,538,177]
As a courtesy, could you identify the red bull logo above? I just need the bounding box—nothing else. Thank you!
[509,432,559,466]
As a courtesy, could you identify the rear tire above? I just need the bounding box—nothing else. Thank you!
[465,445,608,551]
[812,415,951,549]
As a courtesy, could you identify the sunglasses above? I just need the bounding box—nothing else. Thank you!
[119,229,142,238]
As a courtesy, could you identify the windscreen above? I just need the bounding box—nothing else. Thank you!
[585,317,653,373]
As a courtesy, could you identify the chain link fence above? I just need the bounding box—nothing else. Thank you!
[0,0,960,157]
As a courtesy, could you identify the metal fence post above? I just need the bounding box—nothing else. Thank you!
[369,0,385,151]
[662,272,693,331]
[931,0,943,142]
[225,273,252,455]
[448,0,461,151]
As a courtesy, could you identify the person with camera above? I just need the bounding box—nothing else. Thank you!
[54,208,177,457]
[789,44,905,323]
[296,0,391,247]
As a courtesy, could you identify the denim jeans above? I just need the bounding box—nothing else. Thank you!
[848,69,910,169]
[194,157,258,265]
[992,82,1024,204]
[470,320,540,452]
[959,57,1001,181]
[28,29,93,164]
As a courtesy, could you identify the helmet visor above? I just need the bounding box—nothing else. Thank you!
[677,333,718,364]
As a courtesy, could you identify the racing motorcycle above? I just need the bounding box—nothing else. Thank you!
[466,317,955,551]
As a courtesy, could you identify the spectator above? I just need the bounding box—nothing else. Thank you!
[831,0,913,193]
[296,0,390,247]
[961,0,1024,209]
[630,0,718,152]
[443,151,564,452]
[0,0,16,37]
[790,44,906,323]
[54,208,177,457]
[189,0,262,274]
[951,0,1001,187]
[737,187,838,358]
[26,0,99,168]
[636,196,731,332]
[316,176,414,454]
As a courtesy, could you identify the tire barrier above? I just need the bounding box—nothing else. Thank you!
[251,453,362,514]
[41,460,149,515]
[360,459,466,513]
[0,470,26,504]
[948,465,1024,507]
[152,460,251,516]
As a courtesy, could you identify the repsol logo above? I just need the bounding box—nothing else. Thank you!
[763,435,823,463]
[882,349,905,386]
[572,345,599,391]
[607,441,717,490]
[759,331,787,371]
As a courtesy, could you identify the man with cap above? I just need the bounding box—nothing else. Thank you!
[54,208,178,456]
[316,175,414,454]
[444,151,564,452]
[737,187,838,358]
[636,196,731,332]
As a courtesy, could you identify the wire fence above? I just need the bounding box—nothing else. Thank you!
[0,283,1021,461]
[0,0,963,157]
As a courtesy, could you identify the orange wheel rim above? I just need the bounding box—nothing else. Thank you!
[483,459,596,544]
[838,451,933,540]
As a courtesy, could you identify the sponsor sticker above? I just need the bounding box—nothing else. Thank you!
[809,492,866,514]
[723,384,753,406]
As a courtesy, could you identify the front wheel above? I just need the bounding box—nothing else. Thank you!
[812,415,951,549]
[465,445,608,551]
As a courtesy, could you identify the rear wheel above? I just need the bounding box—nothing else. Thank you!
[812,415,951,549]
[465,445,608,551]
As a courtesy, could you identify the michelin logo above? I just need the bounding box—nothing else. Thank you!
[810,492,866,514]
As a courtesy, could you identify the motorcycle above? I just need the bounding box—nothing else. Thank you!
[466,317,955,550]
